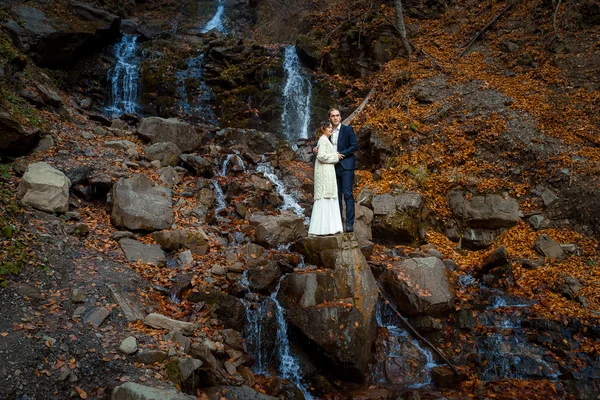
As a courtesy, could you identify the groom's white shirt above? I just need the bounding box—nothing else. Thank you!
[332,125,340,152]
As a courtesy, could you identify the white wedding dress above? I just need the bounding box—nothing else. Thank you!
[308,136,343,236]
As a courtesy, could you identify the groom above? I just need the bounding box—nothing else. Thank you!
[329,108,358,232]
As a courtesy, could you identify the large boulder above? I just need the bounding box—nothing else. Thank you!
[17,162,70,213]
[370,192,426,244]
[249,213,307,248]
[382,257,455,316]
[448,191,520,249]
[280,235,378,377]
[144,142,182,167]
[187,288,246,331]
[137,117,204,152]
[111,175,173,231]
[179,154,214,178]
[111,382,195,400]
[0,112,41,156]
[202,385,278,400]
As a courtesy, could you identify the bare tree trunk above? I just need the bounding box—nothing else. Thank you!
[395,0,412,55]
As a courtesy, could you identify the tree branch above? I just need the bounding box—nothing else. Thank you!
[343,83,378,126]
[553,0,563,39]
[454,1,516,65]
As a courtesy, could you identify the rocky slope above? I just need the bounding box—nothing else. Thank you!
[1,0,599,400]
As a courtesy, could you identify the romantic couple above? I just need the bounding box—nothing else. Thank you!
[308,108,358,236]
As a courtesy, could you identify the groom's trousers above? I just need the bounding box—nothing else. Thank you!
[336,168,355,228]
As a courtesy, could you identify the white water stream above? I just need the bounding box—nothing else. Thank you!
[106,35,139,115]
[281,46,312,142]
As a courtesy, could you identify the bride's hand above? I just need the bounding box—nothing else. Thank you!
[337,153,345,160]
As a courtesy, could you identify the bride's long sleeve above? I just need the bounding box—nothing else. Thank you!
[316,137,338,164]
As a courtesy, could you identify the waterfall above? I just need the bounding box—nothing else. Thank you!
[212,180,227,215]
[176,53,218,124]
[106,35,139,116]
[202,0,226,34]
[281,46,312,142]
[256,160,306,221]
[220,154,246,176]
[374,300,438,386]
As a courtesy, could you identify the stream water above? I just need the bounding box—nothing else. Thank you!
[256,160,306,221]
[202,0,226,34]
[281,46,312,142]
[175,53,218,124]
[105,34,139,116]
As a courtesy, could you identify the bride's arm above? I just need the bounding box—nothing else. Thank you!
[316,139,338,164]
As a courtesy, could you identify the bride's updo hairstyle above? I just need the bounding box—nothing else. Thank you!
[315,121,332,140]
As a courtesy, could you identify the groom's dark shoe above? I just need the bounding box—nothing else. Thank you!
[345,225,354,232]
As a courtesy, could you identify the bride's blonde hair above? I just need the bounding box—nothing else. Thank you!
[315,121,332,140]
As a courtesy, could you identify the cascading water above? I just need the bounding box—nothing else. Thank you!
[373,300,438,387]
[106,34,139,116]
[281,46,312,142]
[175,53,218,124]
[202,0,226,34]
[256,160,306,221]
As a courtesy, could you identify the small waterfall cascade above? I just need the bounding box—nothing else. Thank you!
[373,300,437,387]
[256,159,306,221]
[244,275,314,400]
[281,46,312,142]
[220,153,246,176]
[202,0,226,34]
[106,34,140,116]
[175,53,218,124]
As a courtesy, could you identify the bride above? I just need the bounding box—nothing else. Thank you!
[308,121,344,236]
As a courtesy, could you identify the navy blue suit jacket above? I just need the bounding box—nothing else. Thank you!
[335,124,358,171]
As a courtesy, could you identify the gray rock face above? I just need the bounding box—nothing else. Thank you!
[188,343,230,386]
[69,1,118,23]
[246,260,281,292]
[179,154,214,178]
[111,175,173,231]
[370,191,425,244]
[105,140,136,151]
[187,289,246,331]
[119,336,138,354]
[33,82,63,106]
[249,213,307,248]
[137,117,203,152]
[534,234,566,261]
[280,235,378,377]
[0,112,41,156]
[119,238,166,265]
[111,382,195,400]
[382,257,455,316]
[449,191,520,249]
[145,142,182,167]
[17,162,71,213]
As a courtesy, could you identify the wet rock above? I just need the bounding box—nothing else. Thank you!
[152,229,210,255]
[119,336,138,354]
[119,238,166,265]
[280,235,378,377]
[382,257,455,316]
[249,212,307,248]
[145,142,182,167]
[133,350,168,365]
[111,382,195,400]
[179,154,214,178]
[221,329,244,351]
[32,135,54,153]
[144,313,197,336]
[188,343,230,386]
[187,289,246,331]
[203,385,278,400]
[247,260,281,292]
[137,117,204,152]
[431,366,463,387]
[534,234,566,261]
[213,128,278,154]
[111,175,173,231]
[17,162,71,213]
[480,246,508,274]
